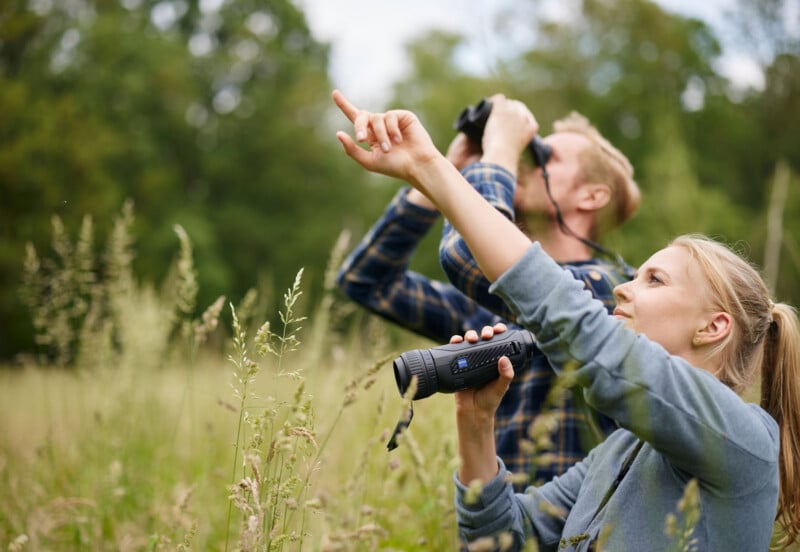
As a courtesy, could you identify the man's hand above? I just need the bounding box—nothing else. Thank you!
[445,133,481,171]
[480,94,539,175]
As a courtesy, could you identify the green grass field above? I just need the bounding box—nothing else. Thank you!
[5,220,797,551]
[0,321,461,550]
[5,320,798,551]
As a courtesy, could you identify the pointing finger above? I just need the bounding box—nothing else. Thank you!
[332,89,359,122]
[333,90,372,142]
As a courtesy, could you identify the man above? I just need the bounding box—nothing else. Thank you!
[336,94,640,485]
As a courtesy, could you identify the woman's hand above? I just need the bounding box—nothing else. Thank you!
[453,323,515,485]
[332,89,440,184]
[452,323,514,422]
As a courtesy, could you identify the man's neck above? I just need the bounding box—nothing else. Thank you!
[517,215,595,263]
[535,232,595,263]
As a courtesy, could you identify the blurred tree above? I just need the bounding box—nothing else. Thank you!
[383,0,799,305]
[3,0,798,361]
[386,0,741,267]
[391,31,508,147]
[732,0,800,61]
[724,0,800,302]
[383,31,509,280]
[0,0,378,361]
[493,0,724,155]
[610,110,751,265]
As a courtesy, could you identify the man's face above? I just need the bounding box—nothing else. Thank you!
[513,131,590,217]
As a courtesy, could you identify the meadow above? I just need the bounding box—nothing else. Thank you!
[0,278,460,551]
[2,210,797,551]
[1,212,463,551]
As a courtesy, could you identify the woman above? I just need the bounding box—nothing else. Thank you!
[331,89,800,550]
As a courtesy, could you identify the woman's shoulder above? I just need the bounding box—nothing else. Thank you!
[745,402,780,447]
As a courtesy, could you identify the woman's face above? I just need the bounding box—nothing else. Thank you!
[612,245,711,358]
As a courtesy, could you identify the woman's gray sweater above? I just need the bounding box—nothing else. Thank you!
[454,243,779,551]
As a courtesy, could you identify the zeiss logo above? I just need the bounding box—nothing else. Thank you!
[457,357,469,369]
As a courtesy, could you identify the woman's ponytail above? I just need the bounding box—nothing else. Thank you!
[761,303,800,548]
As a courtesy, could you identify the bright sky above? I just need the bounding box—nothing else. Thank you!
[294,0,765,107]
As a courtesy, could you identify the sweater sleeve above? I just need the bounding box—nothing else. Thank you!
[489,244,778,493]
[454,455,591,551]
[439,163,519,322]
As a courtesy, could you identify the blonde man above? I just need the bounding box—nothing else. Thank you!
[337,93,640,486]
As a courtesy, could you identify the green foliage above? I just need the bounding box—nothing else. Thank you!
[0,0,382,359]
[2,0,799,368]
[18,200,218,368]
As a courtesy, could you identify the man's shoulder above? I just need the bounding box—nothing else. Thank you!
[561,258,630,278]
[560,258,632,300]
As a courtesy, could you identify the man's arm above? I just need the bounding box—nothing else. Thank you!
[337,187,501,343]
[441,162,631,317]
[438,95,539,320]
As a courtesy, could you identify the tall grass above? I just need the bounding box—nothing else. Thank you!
[4,203,798,551]
[3,203,459,550]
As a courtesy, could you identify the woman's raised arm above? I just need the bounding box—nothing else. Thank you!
[332,89,534,283]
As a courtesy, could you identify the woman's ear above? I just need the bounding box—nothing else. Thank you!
[577,183,611,213]
[694,312,732,346]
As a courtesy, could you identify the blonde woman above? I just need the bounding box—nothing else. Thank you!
[332,89,800,551]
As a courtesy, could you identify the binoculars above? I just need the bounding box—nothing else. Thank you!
[454,99,552,168]
[393,329,536,400]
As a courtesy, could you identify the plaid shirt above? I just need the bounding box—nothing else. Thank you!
[337,163,632,487]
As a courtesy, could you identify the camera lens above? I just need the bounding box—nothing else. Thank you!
[393,350,436,400]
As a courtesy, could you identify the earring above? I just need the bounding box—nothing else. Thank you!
[693,336,702,346]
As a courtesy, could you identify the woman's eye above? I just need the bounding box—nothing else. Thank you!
[649,274,662,284]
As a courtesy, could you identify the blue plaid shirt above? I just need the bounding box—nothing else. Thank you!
[337,163,632,486]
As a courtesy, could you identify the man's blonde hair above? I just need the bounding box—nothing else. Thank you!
[553,112,640,236]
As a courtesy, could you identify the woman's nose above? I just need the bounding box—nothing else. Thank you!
[613,282,630,303]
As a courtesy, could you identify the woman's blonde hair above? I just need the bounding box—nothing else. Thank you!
[671,234,800,547]
[553,112,641,237]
